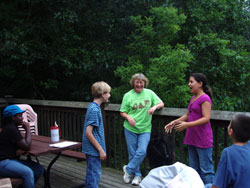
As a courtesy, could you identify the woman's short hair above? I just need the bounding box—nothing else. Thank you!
[91,81,111,98]
[130,73,149,88]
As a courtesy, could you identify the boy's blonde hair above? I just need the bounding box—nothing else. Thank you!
[130,73,149,88]
[91,81,111,98]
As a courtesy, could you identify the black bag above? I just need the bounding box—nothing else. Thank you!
[147,133,174,169]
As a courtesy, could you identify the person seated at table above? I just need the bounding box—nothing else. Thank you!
[0,105,44,188]
[207,114,250,188]
[82,81,111,188]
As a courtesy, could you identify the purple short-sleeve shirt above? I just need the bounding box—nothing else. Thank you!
[184,94,213,148]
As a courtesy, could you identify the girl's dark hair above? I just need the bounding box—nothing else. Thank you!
[231,114,250,142]
[191,73,213,99]
[147,133,174,169]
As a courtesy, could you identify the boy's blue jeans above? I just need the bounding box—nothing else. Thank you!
[188,145,215,184]
[124,129,151,177]
[0,159,44,188]
[85,155,101,188]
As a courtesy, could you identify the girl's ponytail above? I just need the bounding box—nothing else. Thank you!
[204,85,213,100]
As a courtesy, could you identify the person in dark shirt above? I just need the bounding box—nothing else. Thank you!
[0,105,44,188]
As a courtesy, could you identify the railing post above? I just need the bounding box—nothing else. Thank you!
[214,123,219,170]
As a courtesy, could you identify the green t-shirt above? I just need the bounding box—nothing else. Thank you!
[120,88,162,134]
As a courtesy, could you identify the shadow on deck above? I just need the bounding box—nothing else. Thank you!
[35,154,138,188]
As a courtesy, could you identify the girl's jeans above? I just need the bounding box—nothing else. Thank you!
[188,145,215,184]
[124,129,151,177]
[0,159,44,188]
[85,155,101,188]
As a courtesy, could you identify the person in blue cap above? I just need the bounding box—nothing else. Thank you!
[0,105,44,188]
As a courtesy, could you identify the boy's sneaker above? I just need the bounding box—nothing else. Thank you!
[131,176,141,186]
[123,165,133,183]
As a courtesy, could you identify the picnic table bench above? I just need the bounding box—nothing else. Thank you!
[61,150,86,162]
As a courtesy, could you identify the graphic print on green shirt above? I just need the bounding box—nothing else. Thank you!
[132,100,150,110]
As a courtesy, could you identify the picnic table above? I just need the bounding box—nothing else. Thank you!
[28,135,82,188]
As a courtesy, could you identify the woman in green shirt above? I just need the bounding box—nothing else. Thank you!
[120,73,164,186]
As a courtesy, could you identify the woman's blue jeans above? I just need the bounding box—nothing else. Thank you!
[85,155,101,188]
[0,159,44,188]
[124,129,151,177]
[188,145,215,184]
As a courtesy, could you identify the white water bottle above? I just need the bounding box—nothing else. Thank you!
[50,121,60,142]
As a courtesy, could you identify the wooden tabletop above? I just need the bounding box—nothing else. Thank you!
[28,135,82,156]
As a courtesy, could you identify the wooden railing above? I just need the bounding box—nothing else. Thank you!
[1,98,249,175]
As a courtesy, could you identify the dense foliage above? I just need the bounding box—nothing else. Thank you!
[0,0,249,111]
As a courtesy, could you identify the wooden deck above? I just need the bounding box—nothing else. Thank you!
[32,154,138,188]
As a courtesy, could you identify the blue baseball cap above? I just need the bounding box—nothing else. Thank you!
[3,105,26,117]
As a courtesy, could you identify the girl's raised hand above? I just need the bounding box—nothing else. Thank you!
[164,121,176,133]
[174,121,189,132]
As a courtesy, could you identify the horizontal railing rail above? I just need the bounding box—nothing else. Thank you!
[1,98,249,175]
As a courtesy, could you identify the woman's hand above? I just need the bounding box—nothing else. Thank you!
[127,116,136,127]
[148,106,157,115]
[164,121,176,133]
[175,121,189,132]
[148,102,164,115]
[120,112,136,127]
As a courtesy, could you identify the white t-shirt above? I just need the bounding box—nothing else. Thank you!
[140,162,204,188]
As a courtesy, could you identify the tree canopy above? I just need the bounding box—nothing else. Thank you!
[0,0,249,111]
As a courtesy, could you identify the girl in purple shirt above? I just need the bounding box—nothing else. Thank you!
[165,73,214,184]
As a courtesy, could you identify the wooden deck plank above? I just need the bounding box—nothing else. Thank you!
[32,154,138,188]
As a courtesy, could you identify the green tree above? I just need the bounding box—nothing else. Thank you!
[113,6,192,107]
[0,0,167,101]
[167,0,250,111]
[0,0,249,112]
[147,45,192,107]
